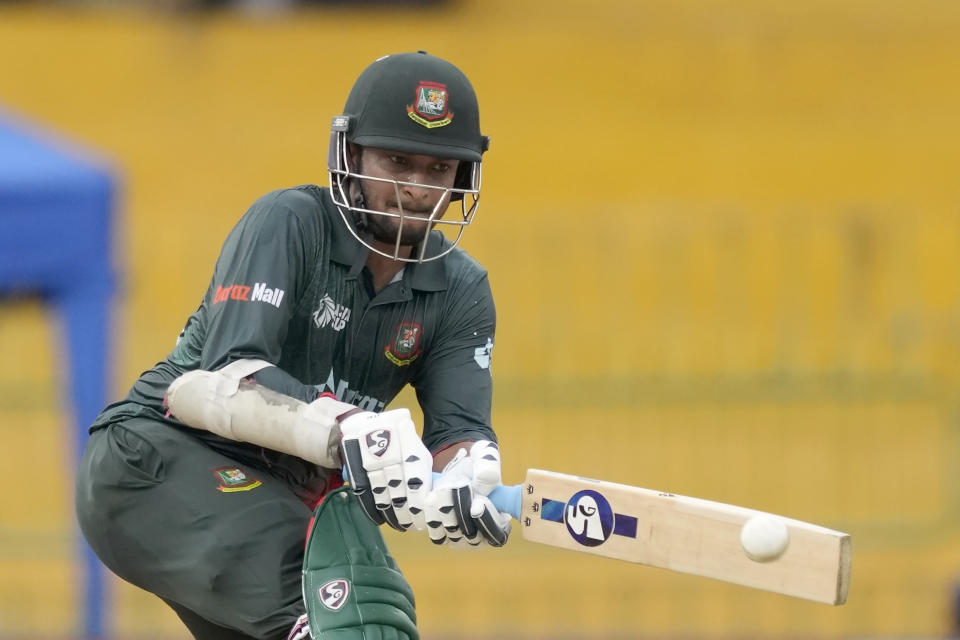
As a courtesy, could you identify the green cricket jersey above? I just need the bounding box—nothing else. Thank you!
[91,185,497,493]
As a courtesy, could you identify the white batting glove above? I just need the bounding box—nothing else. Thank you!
[339,408,432,532]
[424,440,511,547]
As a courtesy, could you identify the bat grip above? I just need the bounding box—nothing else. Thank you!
[431,472,522,521]
[489,482,523,521]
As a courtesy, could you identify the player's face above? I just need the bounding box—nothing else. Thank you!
[352,146,460,247]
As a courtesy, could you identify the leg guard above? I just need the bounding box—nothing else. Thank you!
[302,486,418,640]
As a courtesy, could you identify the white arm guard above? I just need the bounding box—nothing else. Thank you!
[164,359,355,468]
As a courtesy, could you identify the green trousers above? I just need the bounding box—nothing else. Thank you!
[76,418,312,640]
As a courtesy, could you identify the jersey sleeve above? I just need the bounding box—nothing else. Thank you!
[414,274,497,452]
[200,189,321,379]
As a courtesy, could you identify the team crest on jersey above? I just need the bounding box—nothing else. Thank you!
[407,81,453,128]
[213,467,262,493]
[385,323,423,366]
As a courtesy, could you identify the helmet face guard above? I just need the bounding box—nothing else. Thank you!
[327,121,482,264]
[327,52,488,264]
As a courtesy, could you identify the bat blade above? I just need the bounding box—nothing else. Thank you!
[508,469,850,605]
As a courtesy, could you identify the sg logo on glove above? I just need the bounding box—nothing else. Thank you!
[365,429,391,457]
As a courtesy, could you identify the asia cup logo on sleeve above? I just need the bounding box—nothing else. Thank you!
[318,579,350,611]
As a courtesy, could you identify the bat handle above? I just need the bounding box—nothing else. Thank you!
[431,472,522,521]
[489,483,523,521]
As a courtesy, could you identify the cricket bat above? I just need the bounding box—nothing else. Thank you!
[164,377,850,604]
[484,469,850,606]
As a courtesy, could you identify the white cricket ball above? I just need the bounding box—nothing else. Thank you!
[740,515,790,562]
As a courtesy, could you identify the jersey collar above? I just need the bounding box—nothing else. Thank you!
[405,234,447,291]
[325,190,366,267]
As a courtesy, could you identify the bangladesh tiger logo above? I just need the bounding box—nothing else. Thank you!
[385,323,423,366]
[213,467,261,493]
[407,81,453,128]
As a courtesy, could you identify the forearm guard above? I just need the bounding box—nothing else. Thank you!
[164,359,355,468]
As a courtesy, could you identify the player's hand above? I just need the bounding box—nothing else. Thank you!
[424,440,511,547]
[338,408,432,532]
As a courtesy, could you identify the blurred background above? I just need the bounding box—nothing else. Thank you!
[2,0,960,637]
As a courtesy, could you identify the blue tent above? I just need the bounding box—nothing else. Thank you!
[0,109,117,639]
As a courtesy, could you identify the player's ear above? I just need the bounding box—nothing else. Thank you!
[345,143,362,171]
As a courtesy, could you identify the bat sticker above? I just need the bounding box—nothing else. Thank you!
[540,490,638,547]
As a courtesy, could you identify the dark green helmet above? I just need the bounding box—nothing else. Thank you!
[342,51,488,162]
[328,52,489,263]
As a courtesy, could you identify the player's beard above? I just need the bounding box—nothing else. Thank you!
[353,180,442,247]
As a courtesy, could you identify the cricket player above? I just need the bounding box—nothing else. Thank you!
[75,51,510,640]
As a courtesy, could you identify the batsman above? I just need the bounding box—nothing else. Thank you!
[75,51,511,640]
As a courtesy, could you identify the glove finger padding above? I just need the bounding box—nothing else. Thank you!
[450,441,510,547]
[427,441,510,547]
[468,441,503,495]
[465,492,511,547]
[303,486,418,640]
[424,481,479,547]
[338,409,431,532]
